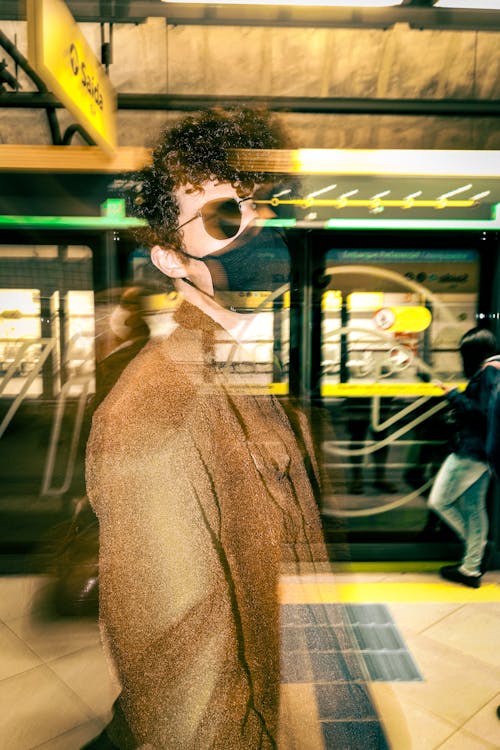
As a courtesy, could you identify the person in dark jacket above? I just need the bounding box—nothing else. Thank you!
[487,376,500,478]
[429,328,498,588]
[483,357,500,724]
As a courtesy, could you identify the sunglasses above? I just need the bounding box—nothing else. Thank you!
[177,196,256,241]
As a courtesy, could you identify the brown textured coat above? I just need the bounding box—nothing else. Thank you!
[86,302,326,749]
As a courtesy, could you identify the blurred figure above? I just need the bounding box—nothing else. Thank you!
[85,108,327,749]
[42,286,179,620]
[429,328,499,588]
[94,285,178,408]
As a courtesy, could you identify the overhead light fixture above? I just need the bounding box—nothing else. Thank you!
[434,1,500,9]
[231,149,500,177]
[306,183,337,199]
[162,0,403,6]
[437,183,472,200]
[470,190,491,201]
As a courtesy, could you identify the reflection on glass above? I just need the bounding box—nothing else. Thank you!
[319,248,480,539]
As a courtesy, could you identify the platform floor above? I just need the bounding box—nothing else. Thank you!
[1,566,499,750]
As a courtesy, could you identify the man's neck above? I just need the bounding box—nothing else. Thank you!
[175,278,255,339]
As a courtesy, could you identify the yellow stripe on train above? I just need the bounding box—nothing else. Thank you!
[225,382,466,397]
[321,382,465,397]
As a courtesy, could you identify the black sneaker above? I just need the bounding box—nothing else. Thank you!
[440,564,481,589]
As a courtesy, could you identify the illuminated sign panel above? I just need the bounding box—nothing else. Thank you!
[27,0,116,154]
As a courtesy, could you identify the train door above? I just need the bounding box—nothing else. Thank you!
[0,237,108,572]
[306,231,500,561]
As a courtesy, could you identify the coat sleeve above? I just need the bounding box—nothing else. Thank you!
[487,384,500,478]
[447,364,500,421]
[446,385,481,415]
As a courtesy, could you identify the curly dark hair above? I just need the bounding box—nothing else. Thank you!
[131,106,291,252]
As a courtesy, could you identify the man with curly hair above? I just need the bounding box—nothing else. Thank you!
[85,108,326,750]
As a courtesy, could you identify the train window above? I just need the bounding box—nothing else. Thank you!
[65,290,96,393]
[319,248,480,540]
[0,246,96,398]
[0,245,96,551]
[0,288,43,397]
[321,249,479,392]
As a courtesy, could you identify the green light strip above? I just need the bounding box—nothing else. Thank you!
[257,202,500,231]
[257,217,500,231]
[255,218,297,228]
[0,215,147,230]
[1,210,499,232]
[324,217,500,231]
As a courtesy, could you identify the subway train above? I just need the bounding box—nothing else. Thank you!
[1,152,500,585]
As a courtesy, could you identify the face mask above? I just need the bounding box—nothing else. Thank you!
[200,225,290,295]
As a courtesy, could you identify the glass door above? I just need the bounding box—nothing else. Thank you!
[316,246,481,546]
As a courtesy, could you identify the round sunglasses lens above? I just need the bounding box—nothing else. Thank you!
[202,199,241,240]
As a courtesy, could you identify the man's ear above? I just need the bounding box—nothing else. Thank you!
[151,246,187,279]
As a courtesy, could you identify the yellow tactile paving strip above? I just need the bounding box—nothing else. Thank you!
[280,581,500,604]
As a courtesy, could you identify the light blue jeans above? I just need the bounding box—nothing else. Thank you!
[428,453,490,576]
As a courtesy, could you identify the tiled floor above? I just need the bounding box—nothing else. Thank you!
[1,569,499,750]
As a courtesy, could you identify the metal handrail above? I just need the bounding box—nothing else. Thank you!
[40,373,92,497]
[0,339,32,394]
[0,338,56,439]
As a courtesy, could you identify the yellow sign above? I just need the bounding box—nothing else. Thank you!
[373,306,432,333]
[27,0,116,155]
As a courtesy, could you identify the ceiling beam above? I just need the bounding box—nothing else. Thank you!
[2,92,500,117]
[0,144,150,172]
[1,144,500,178]
[1,1,500,31]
